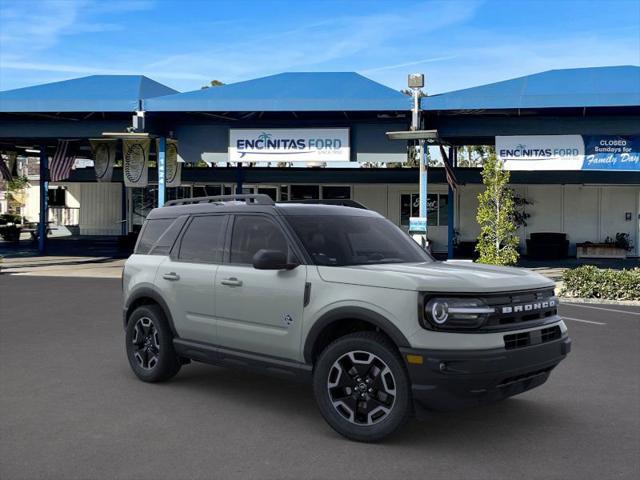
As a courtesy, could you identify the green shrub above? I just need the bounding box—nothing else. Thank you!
[561,265,640,300]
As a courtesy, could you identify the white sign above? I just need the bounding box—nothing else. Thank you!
[123,138,150,187]
[229,128,350,163]
[409,217,427,233]
[496,135,585,170]
[90,139,116,182]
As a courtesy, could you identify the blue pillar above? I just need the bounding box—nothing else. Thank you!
[157,137,166,207]
[447,146,456,259]
[121,182,127,236]
[419,141,428,217]
[38,146,48,255]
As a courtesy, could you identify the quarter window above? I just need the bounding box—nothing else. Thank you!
[135,218,174,254]
[178,215,227,263]
[230,216,289,264]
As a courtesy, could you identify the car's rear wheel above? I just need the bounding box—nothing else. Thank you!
[125,304,181,382]
[313,331,411,442]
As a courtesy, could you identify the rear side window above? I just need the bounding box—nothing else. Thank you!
[149,216,187,255]
[178,215,227,263]
[135,218,174,254]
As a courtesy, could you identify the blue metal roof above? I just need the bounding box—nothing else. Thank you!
[145,72,410,112]
[0,75,178,113]
[422,66,640,111]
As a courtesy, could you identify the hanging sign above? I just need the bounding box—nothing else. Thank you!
[122,138,150,187]
[90,139,116,182]
[582,136,640,171]
[497,135,585,170]
[409,217,427,233]
[229,128,350,163]
[155,138,181,187]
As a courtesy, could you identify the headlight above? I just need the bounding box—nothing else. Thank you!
[423,297,495,330]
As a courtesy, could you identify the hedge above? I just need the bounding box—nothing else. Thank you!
[560,265,640,300]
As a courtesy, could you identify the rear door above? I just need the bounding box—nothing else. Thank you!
[214,214,307,360]
[156,214,228,344]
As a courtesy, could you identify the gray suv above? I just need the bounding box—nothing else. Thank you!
[122,194,570,442]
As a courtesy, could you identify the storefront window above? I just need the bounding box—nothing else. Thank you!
[166,186,192,201]
[400,193,448,228]
[131,187,158,229]
[322,185,351,199]
[192,185,222,198]
[290,185,320,200]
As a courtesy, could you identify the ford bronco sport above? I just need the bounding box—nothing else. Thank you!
[122,194,571,442]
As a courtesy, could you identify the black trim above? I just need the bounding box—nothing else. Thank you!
[401,334,571,411]
[124,287,179,337]
[303,306,411,363]
[303,282,312,307]
[173,338,312,382]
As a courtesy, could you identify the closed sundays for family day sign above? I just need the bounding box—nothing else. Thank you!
[497,135,640,171]
[229,128,350,163]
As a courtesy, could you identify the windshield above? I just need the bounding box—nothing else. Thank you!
[285,215,433,266]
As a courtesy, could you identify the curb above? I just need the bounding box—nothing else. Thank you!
[559,297,640,306]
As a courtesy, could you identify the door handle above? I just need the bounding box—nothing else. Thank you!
[221,277,243,287]
[162,272,180,281]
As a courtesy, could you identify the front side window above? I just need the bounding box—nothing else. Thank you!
[286,215,432,266]
[178,215,227,263]
[230,215,289,264]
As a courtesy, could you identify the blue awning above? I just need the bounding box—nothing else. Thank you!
[0,75,178,113]
[422,66,640,111]
[145,72,410,112]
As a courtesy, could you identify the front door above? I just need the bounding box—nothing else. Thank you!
[156,214,228,344]
[214,214,307,361]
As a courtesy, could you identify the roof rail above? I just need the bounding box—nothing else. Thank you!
[164,194,275,207]
[277,199,368,209]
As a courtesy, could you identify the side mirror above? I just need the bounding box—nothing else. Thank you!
[252,249,298,270]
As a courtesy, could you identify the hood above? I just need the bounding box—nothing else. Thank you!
[317,260,554,293]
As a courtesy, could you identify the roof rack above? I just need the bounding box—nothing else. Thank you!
[164,194,275,207]
[277,199,368,209]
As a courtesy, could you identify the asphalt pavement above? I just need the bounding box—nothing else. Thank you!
[0,276,638,480]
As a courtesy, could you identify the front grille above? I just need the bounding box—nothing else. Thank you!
[498,366,554,387]
[481,288,558,330]
[504,325,562,350]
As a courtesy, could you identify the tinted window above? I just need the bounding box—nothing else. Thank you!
[149,216,187,255]
[290,185,319,200]
[178,215,227,263]
[287,215,432,266]
[230,216,289,264]
[322,186,351,200]
[136,218,174,254]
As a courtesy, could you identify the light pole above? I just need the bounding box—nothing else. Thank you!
[408,73,427,247]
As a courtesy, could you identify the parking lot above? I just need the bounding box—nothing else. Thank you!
[1,275,638,480]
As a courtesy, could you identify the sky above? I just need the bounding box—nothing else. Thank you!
[0,0,639,94]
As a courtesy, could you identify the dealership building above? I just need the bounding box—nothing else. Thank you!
[1,65,639,257]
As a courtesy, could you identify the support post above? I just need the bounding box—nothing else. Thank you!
[236,163,244,194]
[38,146,48,255]
[121,182,127,236]
[157,137,166,207]
[419,140,427,218]
[447,146,456,259]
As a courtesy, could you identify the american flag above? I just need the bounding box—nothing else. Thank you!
[439,145,458,190]
[0,156,12,181]
[50,140,77,182]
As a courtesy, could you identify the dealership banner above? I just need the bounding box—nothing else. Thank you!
[497,135,640,171]
[229,128,350,163]
[122,138,150,187]
[156,138,181,187]
[90,139,116,182]
[496,135,585,170]
[582,136,640,170]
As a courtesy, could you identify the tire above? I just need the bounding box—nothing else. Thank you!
[125,304,181,383]
[313,331,411,442]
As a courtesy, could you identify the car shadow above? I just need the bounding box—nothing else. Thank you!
[149,362,573,445]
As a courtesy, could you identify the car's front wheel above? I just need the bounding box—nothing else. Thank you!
[125,304,181,382]
[313,331,411,442]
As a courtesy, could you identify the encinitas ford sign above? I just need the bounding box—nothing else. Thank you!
[497,135,585,170]
[229,128,350,163]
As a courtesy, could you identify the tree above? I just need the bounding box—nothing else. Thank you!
[475,153,519,265]
[201,80,225,89]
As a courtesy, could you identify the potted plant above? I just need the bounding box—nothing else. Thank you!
[576,233,633,259]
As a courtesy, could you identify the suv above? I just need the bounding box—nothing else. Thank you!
[122,194,571,442]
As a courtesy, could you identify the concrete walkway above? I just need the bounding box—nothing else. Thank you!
[0,255,124,278]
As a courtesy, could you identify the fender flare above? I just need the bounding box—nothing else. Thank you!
[303,306,411,363]
[124,287,178,337]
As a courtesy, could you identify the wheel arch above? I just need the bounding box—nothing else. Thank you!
[303,307,410,364]
[124,287,178,337]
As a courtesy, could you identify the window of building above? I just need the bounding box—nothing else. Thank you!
[166,186,192,201]
[400,193,448,228]
[290,185,320,200]
[48,188,66,207]
[230,215,289,264]
[321,186,351,199]
[192,185,222,198]
[178,215,227,263]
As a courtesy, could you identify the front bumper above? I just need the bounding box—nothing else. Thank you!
[400,334,571,411]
